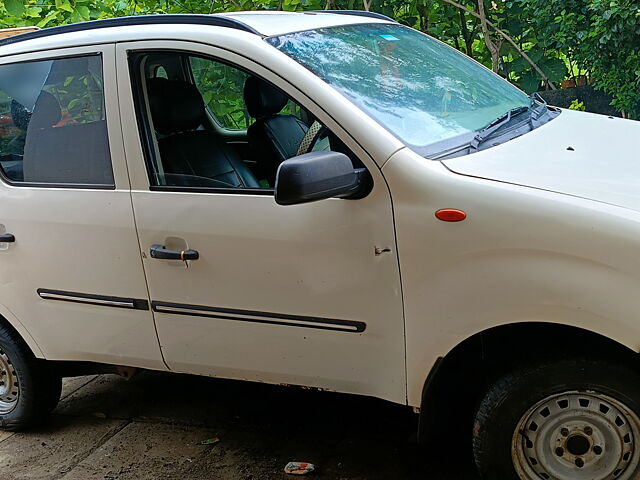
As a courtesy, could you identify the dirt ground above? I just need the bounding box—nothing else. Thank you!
[0,371,478,479]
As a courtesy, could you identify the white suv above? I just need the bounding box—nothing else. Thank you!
[1,11,640,480]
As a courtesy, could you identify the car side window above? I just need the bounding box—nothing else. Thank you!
[189,56,250,131]
[190,56,304,131]
[131,51,365,193]
[0,54,114,187]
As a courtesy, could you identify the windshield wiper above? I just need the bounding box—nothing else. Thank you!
[529,92,548,122]
[469,105,529,150]
[430,93,552,160]
[470,93,548,151]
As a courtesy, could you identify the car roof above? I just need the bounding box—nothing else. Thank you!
[216,11,393,36]
[0,11,394,49]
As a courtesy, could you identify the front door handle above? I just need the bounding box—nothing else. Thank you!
[150,244,199,261]
[0,234,15,243]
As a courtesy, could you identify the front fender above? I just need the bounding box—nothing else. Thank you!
[383,148,640,406]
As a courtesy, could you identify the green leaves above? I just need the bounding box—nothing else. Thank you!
[75,5,91,19]
[4,0,25,17]
[37,10,61,28]
[509,49,543,74]
[516,0,639,117]
[55,0,74,13]
[509,56,530,74]
[69,4,91,22]
[539,57,568,83]
[505,43,568,94]
[520,70,541,93]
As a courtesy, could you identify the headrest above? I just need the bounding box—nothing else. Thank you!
[147,78,205,135]
[11,100,31,130]
[244,76,288,118]
[46,56,89,85]
[28,91,62,130]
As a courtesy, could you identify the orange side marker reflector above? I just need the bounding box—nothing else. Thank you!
[435,208,467,222]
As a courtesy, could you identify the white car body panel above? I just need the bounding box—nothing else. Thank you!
[384,148,640,406]
[218,11,391,36]
[0,15,638,410]
[443,109,640,211]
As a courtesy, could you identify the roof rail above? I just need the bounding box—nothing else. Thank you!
[314,10,396,22]
[0,14,262,48]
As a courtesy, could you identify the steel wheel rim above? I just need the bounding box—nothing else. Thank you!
[512,391,640,480]
[0,347,19,414]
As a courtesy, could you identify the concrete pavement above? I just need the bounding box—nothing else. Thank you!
[0,371,478,479]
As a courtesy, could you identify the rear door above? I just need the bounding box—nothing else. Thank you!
[0,45,164,368]
[116,40,406,403]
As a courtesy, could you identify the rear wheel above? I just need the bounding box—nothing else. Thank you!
[0,346,19,415]
[473,358,640,480]
[0,323,61,430]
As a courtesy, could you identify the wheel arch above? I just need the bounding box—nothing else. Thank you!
[418,322,640,445]
[0,306,44,359]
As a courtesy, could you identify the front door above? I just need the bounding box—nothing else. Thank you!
[117,41,405,403]
[0,45,164,368]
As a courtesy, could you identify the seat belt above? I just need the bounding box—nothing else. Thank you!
[296,121,323,156]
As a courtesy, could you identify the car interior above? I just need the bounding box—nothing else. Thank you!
[0,55,113,186]
[133,51,365,191]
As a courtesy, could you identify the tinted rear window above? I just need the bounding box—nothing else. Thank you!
[0,54,114,186]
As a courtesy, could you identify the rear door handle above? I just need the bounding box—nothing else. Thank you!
[149,244,199,261]
[0,234,15,243]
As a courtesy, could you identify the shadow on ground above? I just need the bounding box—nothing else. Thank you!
[0,371,479,479]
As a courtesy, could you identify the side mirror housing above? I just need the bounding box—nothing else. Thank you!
[274,151,371,206]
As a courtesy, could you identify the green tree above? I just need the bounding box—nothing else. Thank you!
[586,0,640,117]
[519,0,639,118]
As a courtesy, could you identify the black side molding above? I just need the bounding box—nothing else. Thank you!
[152,301,366,333]
[36,289,365,332]
[37,289,149,310]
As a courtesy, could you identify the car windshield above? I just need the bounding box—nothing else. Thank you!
[267,23,533,156]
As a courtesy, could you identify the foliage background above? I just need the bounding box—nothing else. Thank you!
[0,0,638,118]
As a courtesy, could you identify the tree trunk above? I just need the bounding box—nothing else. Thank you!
[458,9,474,58]
[437,0,557,89]
[477,0,500,72]
[453,36,461,51]
[416,2,430,32]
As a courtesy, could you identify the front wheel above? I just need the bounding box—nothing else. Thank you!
[473,358,640,480]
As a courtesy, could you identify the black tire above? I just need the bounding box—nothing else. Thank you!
[0,322,61,431]
[473,357,640,480]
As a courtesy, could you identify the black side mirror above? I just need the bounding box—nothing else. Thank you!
[274,151,371,206]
